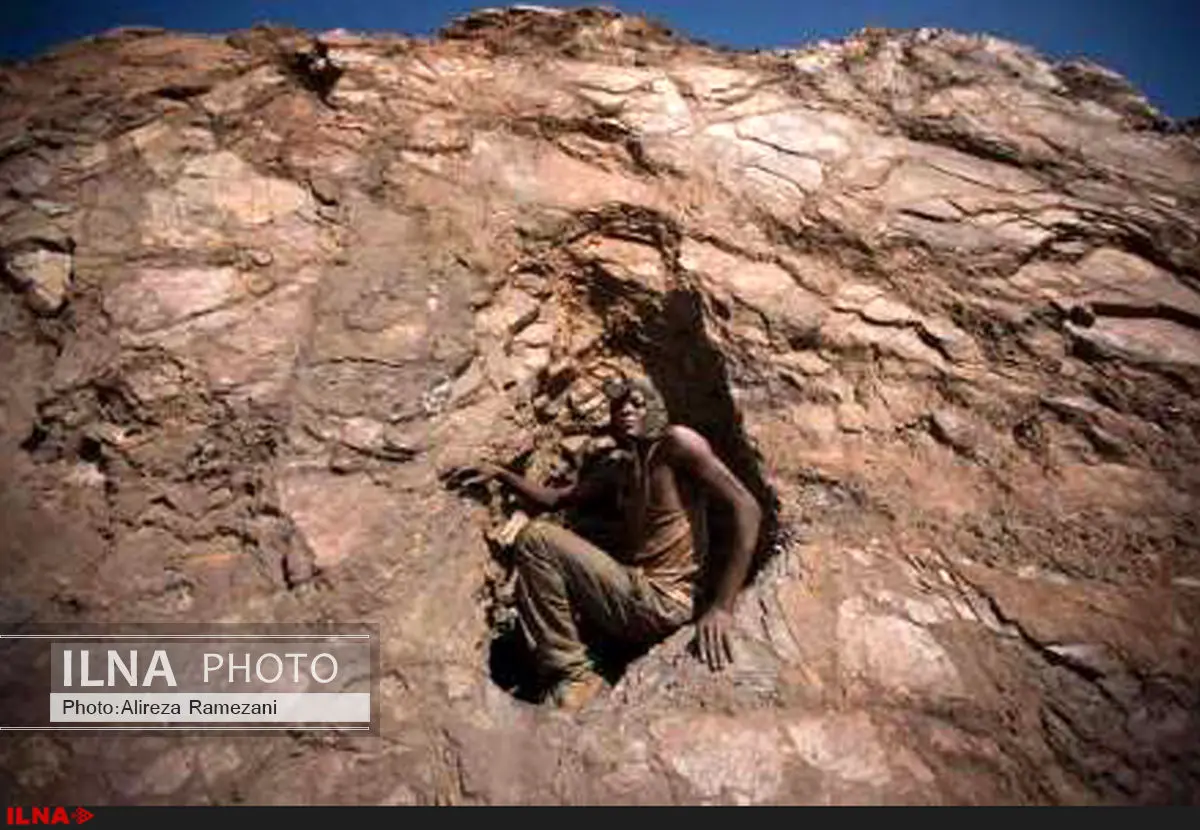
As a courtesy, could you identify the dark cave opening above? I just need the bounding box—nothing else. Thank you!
[575,271,783,585]
[641,288,783,590]
[478,274,783,704]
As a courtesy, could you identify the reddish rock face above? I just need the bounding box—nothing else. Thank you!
[1,7,1198,805]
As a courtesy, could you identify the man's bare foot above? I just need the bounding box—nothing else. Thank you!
[551,671,606,712]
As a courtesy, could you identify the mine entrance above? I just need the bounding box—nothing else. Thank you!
[481,281,780,703]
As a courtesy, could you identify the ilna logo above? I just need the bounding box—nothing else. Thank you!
[5,808,93,825]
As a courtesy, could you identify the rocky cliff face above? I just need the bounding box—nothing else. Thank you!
[1,6,1199,804]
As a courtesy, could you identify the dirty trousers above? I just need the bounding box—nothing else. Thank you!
[513,520,692,681]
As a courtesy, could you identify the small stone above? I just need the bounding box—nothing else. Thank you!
[30,199,74,217]
[245,272,275,296]
[860,296,917,325]
[929,409,977,455]
[309,175,341,205]
[560,434,589,455]
[3,245,73,314]
[247,248,274,267]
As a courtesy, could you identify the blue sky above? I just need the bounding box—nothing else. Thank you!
[2,0,1196,117]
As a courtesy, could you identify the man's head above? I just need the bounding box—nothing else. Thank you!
[602,374,669,443]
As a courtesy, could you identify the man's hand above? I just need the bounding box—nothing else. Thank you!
[444,462,575,510]
[443,462,503,489]
[694,607,735,671]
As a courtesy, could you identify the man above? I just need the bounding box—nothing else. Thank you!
[455,375,762,710]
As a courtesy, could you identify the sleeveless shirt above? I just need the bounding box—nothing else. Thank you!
[615,438,707,610]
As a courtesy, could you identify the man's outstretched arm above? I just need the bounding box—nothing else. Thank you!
[664,425,763,669]
[447,461,602,510]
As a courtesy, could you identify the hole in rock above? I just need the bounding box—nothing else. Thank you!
[78,436,103,464]
[483,282,782,702]
[20,424,48,453]
[486,625,541,704]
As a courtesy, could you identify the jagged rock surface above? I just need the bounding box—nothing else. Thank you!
[1,7,1199,805]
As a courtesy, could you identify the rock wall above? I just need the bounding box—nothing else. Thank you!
[1,7,1198,804]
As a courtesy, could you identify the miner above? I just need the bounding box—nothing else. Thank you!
[452,374,762,710]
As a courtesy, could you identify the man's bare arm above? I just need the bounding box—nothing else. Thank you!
[665,426,761,611]
[492,464,573,509]
[452,462,604,510]
[664,425,762,668]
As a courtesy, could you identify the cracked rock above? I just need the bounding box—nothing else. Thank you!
[0,8,1197,809]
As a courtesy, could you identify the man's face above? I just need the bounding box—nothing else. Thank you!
[610,390,648,441]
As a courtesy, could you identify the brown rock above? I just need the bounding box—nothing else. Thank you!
[3,245,73,314]
[0,11,1198,808]
[928,409,979,455]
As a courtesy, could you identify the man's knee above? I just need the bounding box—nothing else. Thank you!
[513,519,558,561]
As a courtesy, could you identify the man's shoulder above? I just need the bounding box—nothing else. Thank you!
[660,424,714,461]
